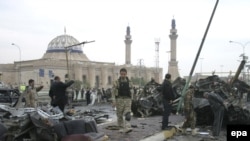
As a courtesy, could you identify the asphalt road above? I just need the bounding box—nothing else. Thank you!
[72,102,228,141]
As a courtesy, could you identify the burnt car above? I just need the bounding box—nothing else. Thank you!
[0,87,20,107]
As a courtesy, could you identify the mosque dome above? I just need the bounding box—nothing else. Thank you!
[42,34,89,61]
[46,34,83,53]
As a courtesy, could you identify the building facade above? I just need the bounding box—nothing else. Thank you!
[0,26,162,89]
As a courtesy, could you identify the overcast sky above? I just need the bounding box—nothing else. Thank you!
[0,0,250,78]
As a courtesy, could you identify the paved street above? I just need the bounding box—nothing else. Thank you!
[71,102,228,141]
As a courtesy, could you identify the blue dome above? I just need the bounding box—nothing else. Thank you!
[46,34,83,53]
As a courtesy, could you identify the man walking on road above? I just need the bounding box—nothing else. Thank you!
[161,73,175,130]
[49,76,74,112]
[112,68,133,133]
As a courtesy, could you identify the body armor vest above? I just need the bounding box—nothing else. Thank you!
[118,78,131,98]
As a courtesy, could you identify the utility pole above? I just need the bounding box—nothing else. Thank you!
[11,43,22,86]
[65,40,95,80]
[177,0,219,113]
[229,40,250,81]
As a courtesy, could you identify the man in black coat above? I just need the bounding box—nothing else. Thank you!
[161,73,175,130]
[85,87,91,105]
[49,77,58,106]
[50,76,74,112]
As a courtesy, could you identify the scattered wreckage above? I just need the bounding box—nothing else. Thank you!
[131,77,185,117]
[0,104,110,141]
[193,61,250,126]
[132,60,250,126]
[0,87,111,141]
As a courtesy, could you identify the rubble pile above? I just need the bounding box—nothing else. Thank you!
[131,73,250,126]
[0,105,110,141]
[131,77,185,117]
[193,74,250,125]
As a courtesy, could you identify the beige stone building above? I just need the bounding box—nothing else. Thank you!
[0,26,162,89]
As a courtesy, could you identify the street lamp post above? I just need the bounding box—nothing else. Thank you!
[11,43,22,86]
[229,40,250,81]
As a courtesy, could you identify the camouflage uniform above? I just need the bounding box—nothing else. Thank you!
[182,88,196,129]
[112,77,133,129]
[25,86,43,108]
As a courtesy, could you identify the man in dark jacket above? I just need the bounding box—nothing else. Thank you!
[204,92,226,137]
[86,87,91,105]
[49,77,58,106]
[50,76,74,112]
[161,73,175,130]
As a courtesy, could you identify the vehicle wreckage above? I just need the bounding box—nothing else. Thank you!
[0,93,110,141]
[132,60,250,126]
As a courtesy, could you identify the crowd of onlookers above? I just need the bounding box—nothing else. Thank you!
[68,87,112,105]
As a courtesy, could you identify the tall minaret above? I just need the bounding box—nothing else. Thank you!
[125,26,132,65]
[168,18,180,80]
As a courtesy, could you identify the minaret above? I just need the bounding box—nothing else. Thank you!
[168,18,179,80]
[125,26,132,65]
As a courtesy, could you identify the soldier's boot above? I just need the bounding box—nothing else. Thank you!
[191,128,198,135]
[117,121,123,132]
[119,115,127,133]
[120,112,133,133]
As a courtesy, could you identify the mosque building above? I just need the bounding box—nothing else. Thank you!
[0,26,163,89]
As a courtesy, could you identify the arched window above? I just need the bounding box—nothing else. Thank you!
[95,75,100,88]
[82,75,86,83]
[65,74,68,79]
[108,76,112,85]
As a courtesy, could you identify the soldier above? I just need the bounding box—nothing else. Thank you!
[112,68,133,133]
[182,85,197,135]
[25,79,43,108]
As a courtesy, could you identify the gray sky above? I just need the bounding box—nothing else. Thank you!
[0,0,250,78]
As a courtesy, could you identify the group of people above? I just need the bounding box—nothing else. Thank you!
[22,75,109,112]
[111,68,227,138]
[22,76,74,113]
[161,73,227,138]
[22,68,227,137]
